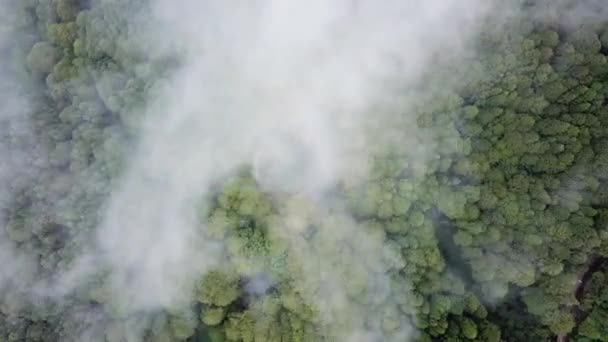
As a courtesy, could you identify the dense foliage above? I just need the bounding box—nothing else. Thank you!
[2,0,608,341]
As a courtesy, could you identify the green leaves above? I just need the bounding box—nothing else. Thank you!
[201,306,228,326]
[196,271,240,307]
[48,22,78,49]
[437,186,467,219]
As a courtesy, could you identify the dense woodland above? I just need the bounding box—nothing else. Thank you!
[3,0,608,341]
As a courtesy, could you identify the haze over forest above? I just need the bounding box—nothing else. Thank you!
[2,0,608,341]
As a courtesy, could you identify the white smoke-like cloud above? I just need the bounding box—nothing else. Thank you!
[75,0,500,339]
[8,0,583,340]
[0,0,45,307]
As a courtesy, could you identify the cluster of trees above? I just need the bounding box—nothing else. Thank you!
[2,0,608,341]
[1,0,154,340]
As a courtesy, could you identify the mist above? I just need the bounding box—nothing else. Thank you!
[6,0,606,341]
[0,0,522,340]
[69,0,500,339]
[0,0,47,306]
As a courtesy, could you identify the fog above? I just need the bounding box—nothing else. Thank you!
[82,0,497,339]
[8,0,603,340]
[0,0,46,305]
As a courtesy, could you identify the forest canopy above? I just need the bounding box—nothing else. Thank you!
[2,0,608,341]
